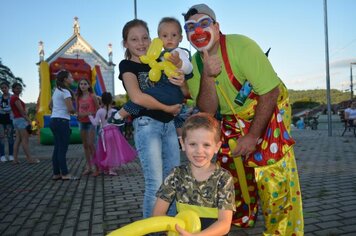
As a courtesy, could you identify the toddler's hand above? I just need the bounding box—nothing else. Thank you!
[167,51,182,69]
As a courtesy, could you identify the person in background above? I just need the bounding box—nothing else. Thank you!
[0,81,14,162]
[89,92,136,176]
[76,78,99,175]
[296,117,305,129]
[153,113,235,235]
[49,70,78,180]
[118,19,183,218]
[183,4,303,235]
[10,82,39,164]
[344,101,356,126]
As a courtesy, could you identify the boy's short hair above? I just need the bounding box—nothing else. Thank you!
[158,17,182,35]
[182,112,221,142]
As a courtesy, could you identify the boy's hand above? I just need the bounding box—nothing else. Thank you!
[175,224,193,236]
[167,51,182,69]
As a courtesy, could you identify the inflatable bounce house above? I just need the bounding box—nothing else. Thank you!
[36,17,115,145]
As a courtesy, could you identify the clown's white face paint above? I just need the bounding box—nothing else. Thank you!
[186,16,215,52]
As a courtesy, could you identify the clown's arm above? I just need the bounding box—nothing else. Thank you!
[196,49,221,115]
[232,86,279,157]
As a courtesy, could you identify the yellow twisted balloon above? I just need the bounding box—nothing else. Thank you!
[139,38,179,82]
[107,210,201,236]
[216,81,251,213]
[228,139,251,206]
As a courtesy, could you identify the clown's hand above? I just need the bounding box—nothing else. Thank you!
[232,133,258,157]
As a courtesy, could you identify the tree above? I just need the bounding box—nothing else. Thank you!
[0,58,26,87]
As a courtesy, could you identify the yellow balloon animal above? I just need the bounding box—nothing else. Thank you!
[228,139,251,206]
[139,38,179,82]
[107,210,201,236]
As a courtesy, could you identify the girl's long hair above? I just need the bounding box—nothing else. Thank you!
[56,70,74,98]
[100,92,113,120]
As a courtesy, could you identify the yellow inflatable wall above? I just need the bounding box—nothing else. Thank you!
[36,61,51,128]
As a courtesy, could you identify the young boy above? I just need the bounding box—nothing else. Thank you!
[114,17,192,123]
[152,113,235,235]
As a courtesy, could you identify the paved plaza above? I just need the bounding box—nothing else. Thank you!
[0,116,356,235]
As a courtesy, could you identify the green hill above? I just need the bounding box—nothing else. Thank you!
[289,89,351,105]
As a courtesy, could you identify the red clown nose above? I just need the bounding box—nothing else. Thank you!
[195,27,204,34]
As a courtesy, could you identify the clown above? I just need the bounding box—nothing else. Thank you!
[183,3,304,236]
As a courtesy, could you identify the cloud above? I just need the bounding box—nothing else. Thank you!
[330,58,356,69]
[286,69,348,90]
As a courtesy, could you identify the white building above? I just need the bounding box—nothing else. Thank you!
[38,17,115,94]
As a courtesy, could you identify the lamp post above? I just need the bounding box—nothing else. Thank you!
[350,62,356,100]
[134,0,137,19]
[323,0,332,136]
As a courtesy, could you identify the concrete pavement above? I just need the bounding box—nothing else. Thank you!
[0,115,355,235]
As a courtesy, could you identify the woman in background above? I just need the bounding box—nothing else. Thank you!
[49,70,78,180]
[10,82,39,164]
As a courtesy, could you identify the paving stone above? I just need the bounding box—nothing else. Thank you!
[60,227,74,236]
[318,208,343,216]
[32,230,46,236]
[2,226,21,235]
[79,213,90,221]
[304,224,321,233]
[77,221,89,231]
[47,224,62,234]
[11,217,27,226]
[316,220,344,229]
[338,211,356,218]
[2,214,16,223]
[91,224,104,234]
[314,228,345,235]
[16,228,33,236]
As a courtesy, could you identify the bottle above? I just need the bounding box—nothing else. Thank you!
[234,81,252,106]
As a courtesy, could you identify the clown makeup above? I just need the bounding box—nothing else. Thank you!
[185,16,216,52]
[184,17,214,33]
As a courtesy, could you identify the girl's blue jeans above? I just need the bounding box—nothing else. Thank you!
[50,118,71,176]
[133,116,180,218]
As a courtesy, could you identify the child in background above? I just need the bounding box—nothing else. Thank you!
[10,82,40,164]
[114,17,192,123]
[0,81,14,162]
[76,78,99,175]
[89,92,136,176]
[49,70,77,180]
[153,113,235,235]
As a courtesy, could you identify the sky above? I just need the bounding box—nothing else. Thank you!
[1,0,356,103]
